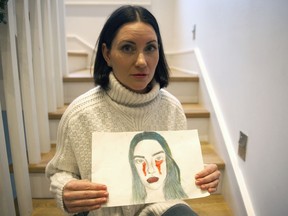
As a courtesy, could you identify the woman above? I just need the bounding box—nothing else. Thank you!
[46,5,220,216]
[129,131,188,203]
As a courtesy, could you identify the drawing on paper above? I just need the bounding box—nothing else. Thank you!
[129,131,188,203]
[91,130,210,207]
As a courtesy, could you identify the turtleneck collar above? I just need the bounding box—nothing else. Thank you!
[106,72,160,107]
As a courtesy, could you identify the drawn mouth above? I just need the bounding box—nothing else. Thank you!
[147,177,159,183]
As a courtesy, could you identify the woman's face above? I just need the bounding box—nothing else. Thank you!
[133,140,167,190]
[102,22,159,93]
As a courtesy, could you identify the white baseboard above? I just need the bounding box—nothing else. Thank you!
[194,47,255,216]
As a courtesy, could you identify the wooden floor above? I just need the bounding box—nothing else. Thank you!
[186,195,233,216]
[31,195,233,216]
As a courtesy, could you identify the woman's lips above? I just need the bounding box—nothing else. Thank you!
[147,177,159,183]
[131,73,148,78]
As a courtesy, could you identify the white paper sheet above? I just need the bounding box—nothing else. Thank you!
[92,130,209,207]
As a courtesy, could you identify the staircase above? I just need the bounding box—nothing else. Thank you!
[25,51,233,215]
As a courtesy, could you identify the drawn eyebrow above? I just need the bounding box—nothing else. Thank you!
[133,150,164,159]
[152,151,164,157]
[133,155,145,159]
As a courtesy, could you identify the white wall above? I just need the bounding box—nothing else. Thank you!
[64,0,196,70]
[65,1,152,69]
[65,1,151,50]
[177,0,288,215]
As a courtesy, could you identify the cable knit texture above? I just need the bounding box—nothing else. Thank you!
[46,73,188,216]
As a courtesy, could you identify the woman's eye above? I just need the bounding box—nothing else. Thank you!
[145,44,158,53]
[121,44,135,53]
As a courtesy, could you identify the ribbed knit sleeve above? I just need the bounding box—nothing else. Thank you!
[45,87,102,213]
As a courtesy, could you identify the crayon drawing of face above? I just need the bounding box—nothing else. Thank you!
[129,131,188,203]
[133,140,167,190]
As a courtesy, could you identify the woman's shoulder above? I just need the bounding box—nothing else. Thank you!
[62,86,104,119]
[159,88,182,107]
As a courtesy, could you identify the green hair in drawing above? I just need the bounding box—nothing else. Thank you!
[128,131,188,203]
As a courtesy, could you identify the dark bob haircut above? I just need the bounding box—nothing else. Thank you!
[93,5,170,90]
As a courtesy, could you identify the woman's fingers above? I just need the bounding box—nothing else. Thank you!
[197,178,220,192]
[64,196,108,213]
[65,204,102,214]
[195,164,221,193]
[63,180,109,213]
[64,179,107,191]
[195,164,218,179]
[63,188,108,200]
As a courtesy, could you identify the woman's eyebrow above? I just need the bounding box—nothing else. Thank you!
[147,40,157,44]
[152,150,164,157]
[120,40,135,44]
[119,40,157,45]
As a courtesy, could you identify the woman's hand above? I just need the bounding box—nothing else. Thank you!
[195,164,221,193]
[63,179,109,213]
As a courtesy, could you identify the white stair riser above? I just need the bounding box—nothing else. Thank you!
[30,173,53,198]
[63,81,198,104]
[49,120,59,144]
[187,118,209,142]
[68,55,88,73]
[49,117,209,144]
[165,81,198,103]
[64,82,95,104]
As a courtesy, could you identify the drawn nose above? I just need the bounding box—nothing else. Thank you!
[147,161,156,174]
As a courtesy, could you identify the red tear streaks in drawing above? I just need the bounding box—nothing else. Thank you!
[142,162,147,176]
[155,160,163,174]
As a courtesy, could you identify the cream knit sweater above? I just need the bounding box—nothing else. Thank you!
[46,73,189,216]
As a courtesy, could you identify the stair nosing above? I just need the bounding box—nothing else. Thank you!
[68,51,89,57]
[49,104,210,120]
[63,69,199,83]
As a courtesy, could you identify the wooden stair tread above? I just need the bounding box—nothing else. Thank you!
[68,50,89,57]
[185,194,233,216]
[182,103,210,118]
[49,103,209,120]
[27,146,56,173]
[63,69,199,82]
[201,144,225,169]
[63,69,93,82]
[22,141,224,173]
[48,106,67,119]
[31,194,232,216]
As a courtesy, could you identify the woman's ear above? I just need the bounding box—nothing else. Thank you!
[102,43,111,66]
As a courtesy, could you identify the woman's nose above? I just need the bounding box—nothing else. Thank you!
[135,52,147,67]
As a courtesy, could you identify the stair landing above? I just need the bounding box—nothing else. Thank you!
[31,195,232,216]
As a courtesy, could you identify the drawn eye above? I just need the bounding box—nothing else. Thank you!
[155,155,164,161]
[134,158,145,164]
